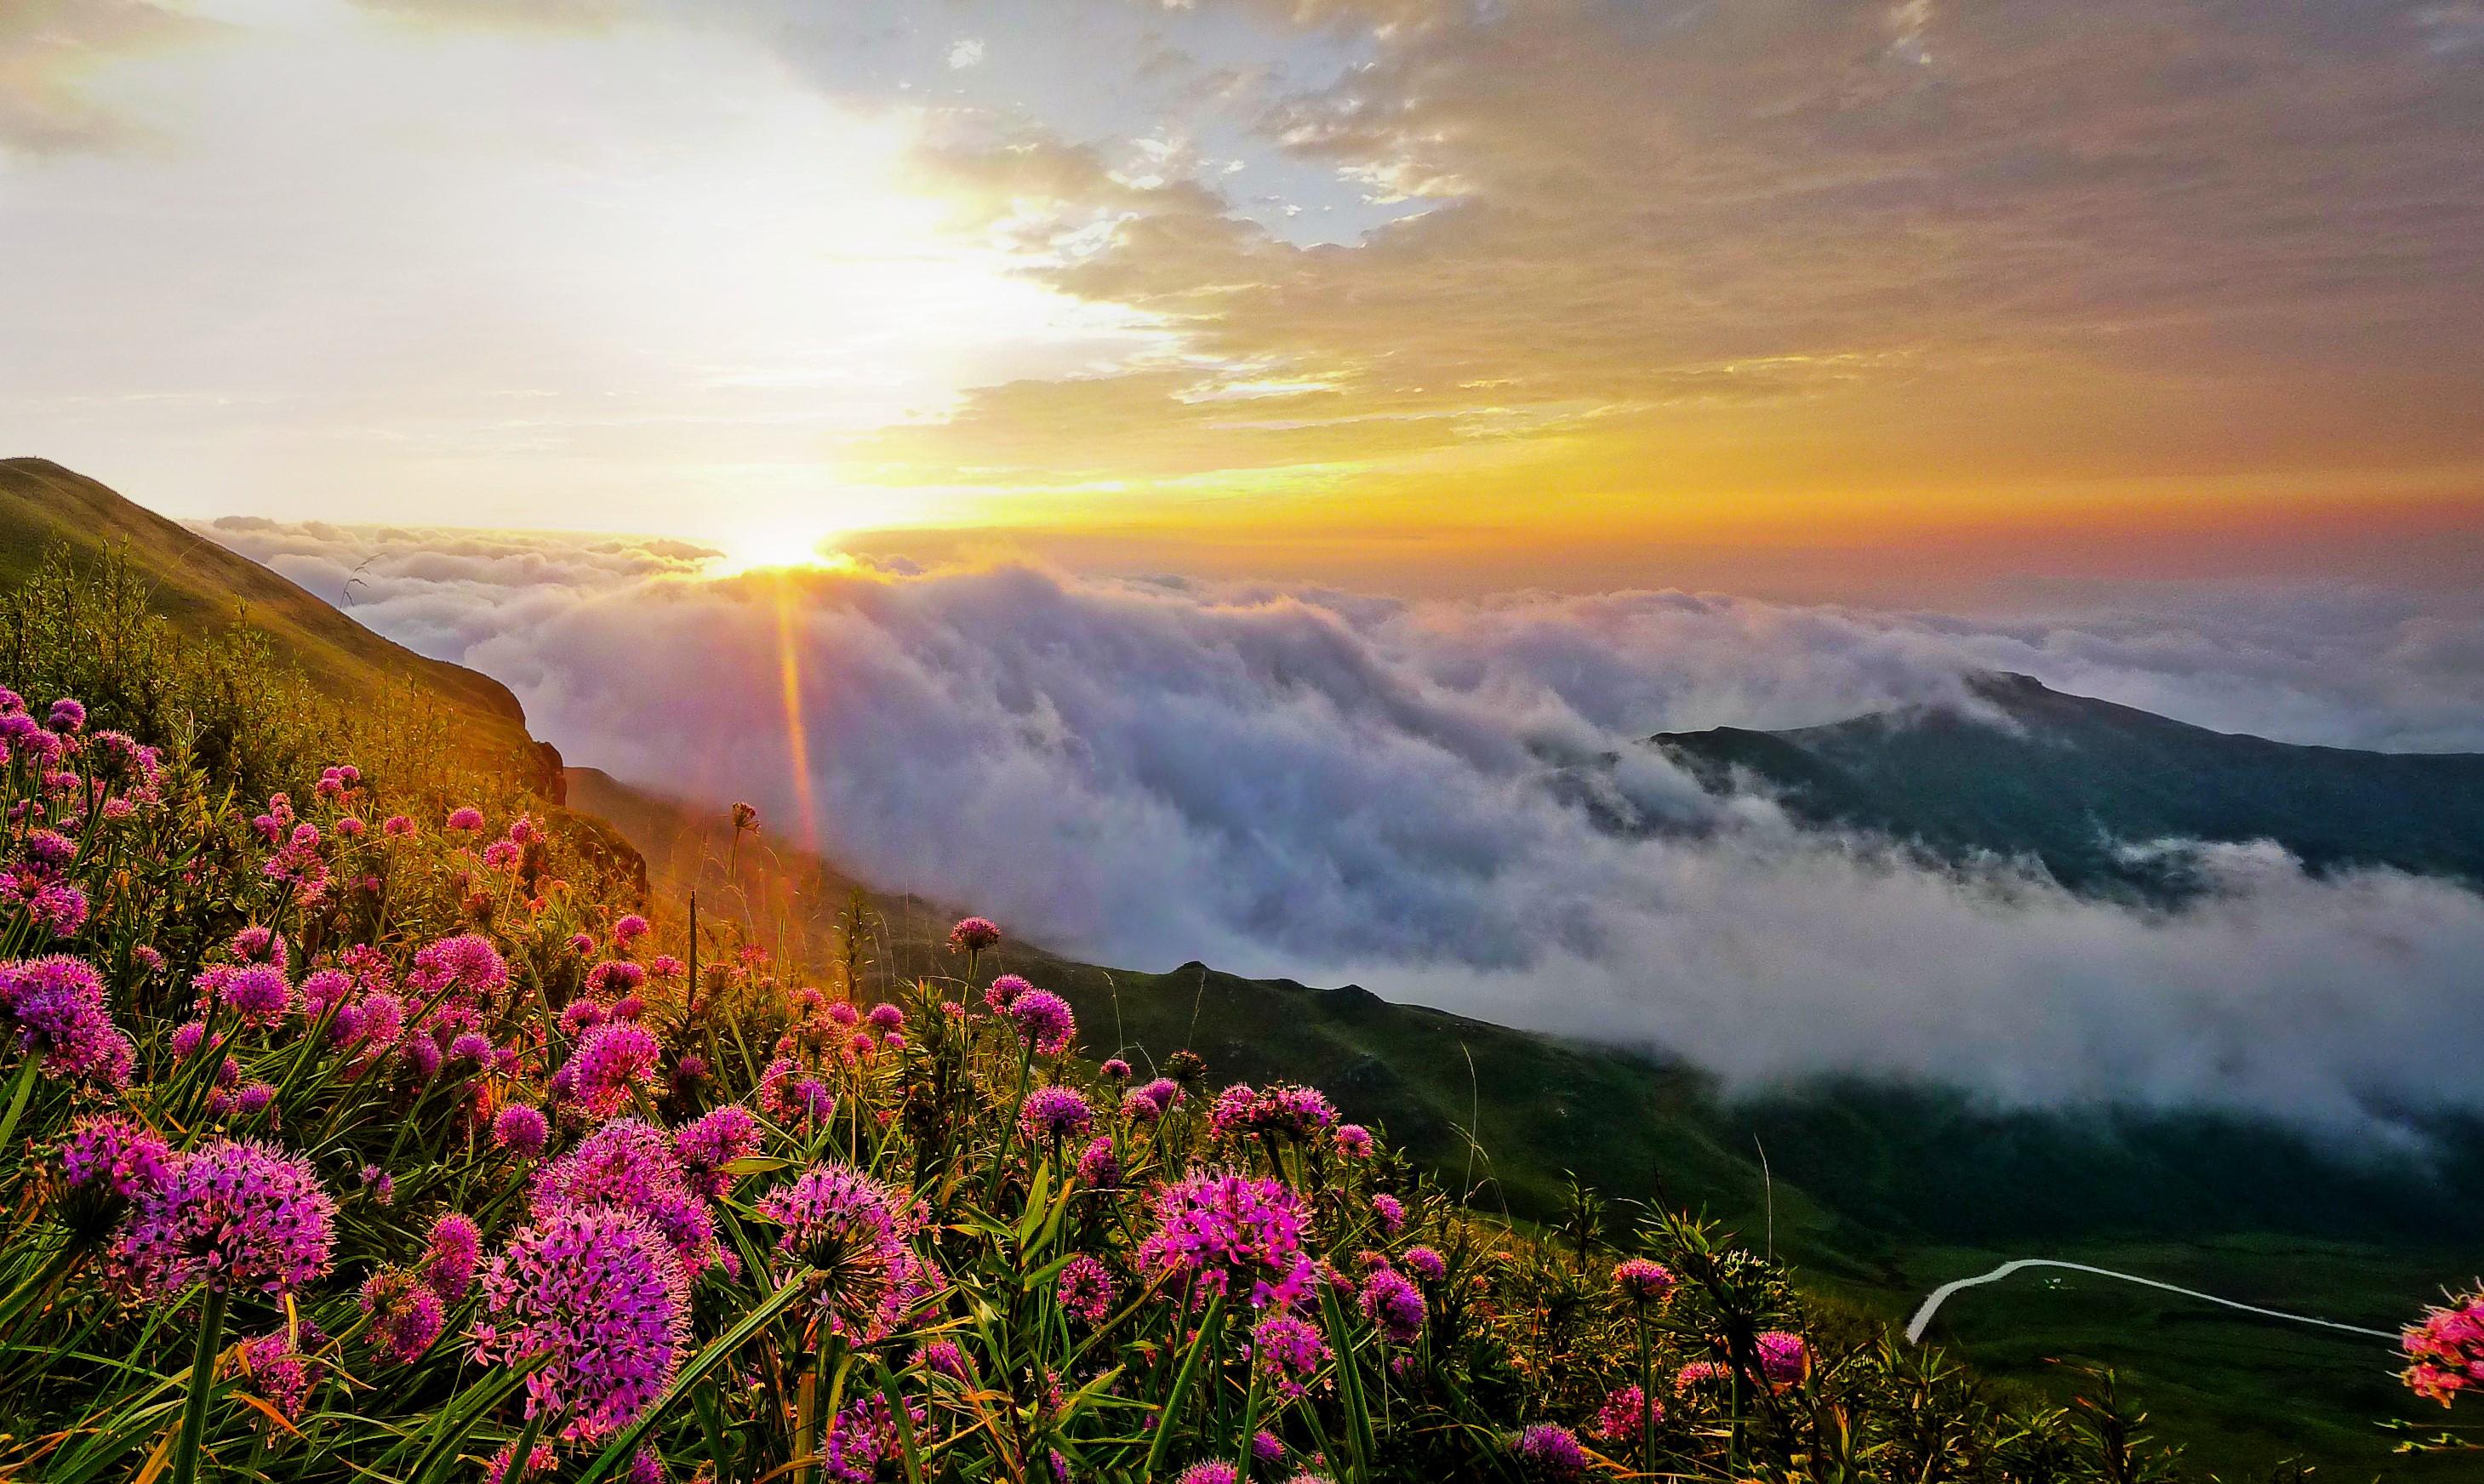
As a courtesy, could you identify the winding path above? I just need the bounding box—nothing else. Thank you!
[1904,1259,2401,1344]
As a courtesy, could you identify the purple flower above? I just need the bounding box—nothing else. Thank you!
[219,963,292,1027]
[1124,1077,1184,1122]
[47,698,85,733]
[1593,1383,1657,1442]
[533,1119,719,1276]
[1248,1312,1330,1400]
[110,1138,337,1297]
[1359,1265,1425,1342]
[1253,1431,1286,1464]
[1613,1257,1677,1304]
[674,1104,764,1199]
[448,1031,495,1064]
[59,1113,170,1199]
[1019,1085,1094,1144]
[1057,1254,1115,1324]
[1513,1423,1589,1481]
[984,973,1031,1012]
[755,1162,924,1342]
[1137,1170,1317,1311]
[238,1331,321,1422]
[1402,1245,1448,1283]
[1075,1133,1122,1189]
[1756,1330,1809,1384]
[408,933,510,1002]
[424,1211,482,1300]
[1002,990,1076,1056]
[1333,1123,1374,1159]
[0,956,133,1085]
[361,1268,447,1363]
[20,829,73,867]
[26,881,87,936]
[474,1205,691,1444]
[913,1338,970,1382]
[1099,1057,1132,1082]
[758,1056,834,1129]
[1174,1464,1238,1484]
[494,1104,550,1156]
[1371,1193,1406,1235]
[446,807,485,832]
[947,916,1001,952]
[613,914,650,949]
[865,1002,904,1031]
[1673,1360,1725,1394]
[565,1020,663,1120]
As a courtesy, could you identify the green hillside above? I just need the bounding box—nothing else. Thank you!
[0,456,546,777]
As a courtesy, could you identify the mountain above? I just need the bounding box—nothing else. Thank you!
[0,457,548,778]
[1653,670,2484,896]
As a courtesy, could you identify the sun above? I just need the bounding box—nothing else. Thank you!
[709,517,854,577]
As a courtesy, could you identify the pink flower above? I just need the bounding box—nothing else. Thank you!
[947,916,1000,952]
[1057,1254,1115,1323]
[1613,1257,1676,1304]
[1246,1312,1330,1400]
[1019,1085,1094,1144]
[361,1268,447,1363]
[1756,1330,1809,1384]
[474,1206,691,1444]
[755,1162,925,1343]
[1003,990,1076,1056]
[446,807,485,832]
[1359,1265,1425,1342]
[1334,1123,1374,1158]
[424,1212,483,1300]
[1137,1170,1317,1311]
[1513,1423,1588,1480]
[110,1138,338,1298]
[564,1020,662,1120]
[1594,1383,1658,1442]
[494,1104,550,1157]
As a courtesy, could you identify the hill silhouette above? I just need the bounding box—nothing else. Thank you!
[1653,670,2484,895]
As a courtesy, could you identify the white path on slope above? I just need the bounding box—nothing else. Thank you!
[1904,1259,2401,1344]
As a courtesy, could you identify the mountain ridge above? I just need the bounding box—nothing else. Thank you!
[1651,668,2484,895]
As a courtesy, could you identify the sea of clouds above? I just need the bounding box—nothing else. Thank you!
[203,518,2484,1135]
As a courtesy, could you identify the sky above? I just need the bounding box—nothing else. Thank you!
[5,0,2482,601]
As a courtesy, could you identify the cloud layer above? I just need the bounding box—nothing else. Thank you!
[206,519,2484,1134]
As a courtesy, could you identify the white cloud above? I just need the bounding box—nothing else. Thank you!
[206,517,2484,1136]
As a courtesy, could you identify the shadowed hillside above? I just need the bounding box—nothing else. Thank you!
[1653,670,2484,895]
[0,457,546,777]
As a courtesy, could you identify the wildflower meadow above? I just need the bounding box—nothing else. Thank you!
[0,549,2472,1482]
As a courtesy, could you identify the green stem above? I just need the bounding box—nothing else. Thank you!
[0,1054,42,1167]
[171,1285,231,1484]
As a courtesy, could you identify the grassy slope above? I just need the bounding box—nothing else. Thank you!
[8,463,2466,1478]
[0,457,544,772]
[569,768,2478,1481]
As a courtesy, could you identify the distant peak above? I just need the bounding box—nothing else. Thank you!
[1965,670,2052,698]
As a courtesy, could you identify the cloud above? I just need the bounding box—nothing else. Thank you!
[0,0,218,155]
[206,517,2484,1135]
[871,0,2484,528]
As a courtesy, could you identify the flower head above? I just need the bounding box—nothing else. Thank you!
[2405,1293,2484,1406]
[0,955,133,1085]
[494,1104,550,1156]
[755,1162,925,1342]
[947,916,1001,953]
[1359,1265,1425,1342]
[1057,1253,1115,1323]
[474,1205,691,1443]
[59,1113,171,1200]
[1513,1424,1588,1481]
[1613,1257,1677,1304]
[1594,1383,1657,1442]
[424,1212,482,1300]
[1173,1465,1238,1484]
[1137,1170,1317,1311]
[1003,990,1076,1056]
[674,1105,764,1200]
[111,1138,337,1297]
[1756,1331,1809,1384]
[1019,1085,1094,1144]
[533,1119,719,1275]
[1402,1245,1447,1283]
[361,1268,447,1363]
[1247,1312,1330,1400]
[564,1019,663,1120]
